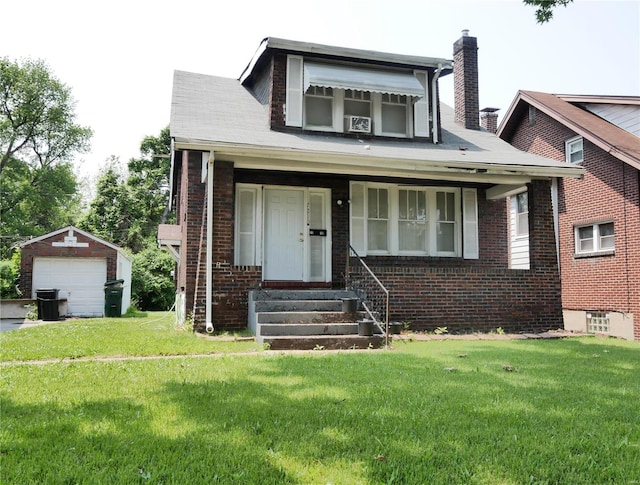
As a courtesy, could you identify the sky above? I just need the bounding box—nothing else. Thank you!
[3,0,639,183]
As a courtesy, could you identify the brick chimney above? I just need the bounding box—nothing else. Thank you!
[453,29,479,130]
[480,107,499,134]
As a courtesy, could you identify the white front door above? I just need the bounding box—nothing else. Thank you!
[263,189,305,280]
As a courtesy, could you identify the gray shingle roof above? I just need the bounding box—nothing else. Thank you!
[170,70,583,179]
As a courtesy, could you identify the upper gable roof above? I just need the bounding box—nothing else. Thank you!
[239,37,454,85]
[498,90,640,170]
[170,70,583,183]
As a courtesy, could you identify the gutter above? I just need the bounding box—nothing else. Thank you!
[174,140,585,179]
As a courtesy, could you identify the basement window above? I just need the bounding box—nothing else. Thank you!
[587,312,610,334]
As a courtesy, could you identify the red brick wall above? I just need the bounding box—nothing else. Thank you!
[365,179,563,332]
[20,231,118,297]
[180,154,562,333]
[271,55,286,129]
[507,108,640,340]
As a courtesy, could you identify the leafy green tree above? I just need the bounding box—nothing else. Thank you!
[523,0,573,23]
[0,249,21,298]
[0,57,91,257]
[126,126,172,229]
[80,129,175,310]
[79,160,134,249]
[130,243,175,311]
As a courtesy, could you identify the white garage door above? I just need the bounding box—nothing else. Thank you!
[32,258,107,317]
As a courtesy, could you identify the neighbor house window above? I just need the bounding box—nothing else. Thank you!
[587,312,610,334]
[565,136,584,164]
[575,222,614,254]
[350,183,476,258]
[516,192,529,237]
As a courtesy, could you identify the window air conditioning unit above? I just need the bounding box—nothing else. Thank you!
[348,115,371,133]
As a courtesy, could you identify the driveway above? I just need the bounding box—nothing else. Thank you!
[0,318,58,333]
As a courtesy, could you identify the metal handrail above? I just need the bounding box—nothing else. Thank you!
[346,245,390,348]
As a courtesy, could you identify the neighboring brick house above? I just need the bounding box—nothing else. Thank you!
[161,32,583,335]
[498,92,639,341]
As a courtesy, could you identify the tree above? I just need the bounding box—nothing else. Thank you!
[80,128,175,311]
[80,128,172,253]
[79,160,133,248]
[0,57,91,257]
[523,0,574,23]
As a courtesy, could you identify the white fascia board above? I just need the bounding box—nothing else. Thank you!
[174,139,584,180]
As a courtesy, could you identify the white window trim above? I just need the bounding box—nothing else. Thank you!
[515,192,529,238]
[303,86,336,132]
[574,221,614,255]
[234,184,263,266]
[565,135,584,164]
[350,182,474,258]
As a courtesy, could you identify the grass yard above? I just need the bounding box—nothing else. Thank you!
[0,312,261,361]
[1,315,639,484]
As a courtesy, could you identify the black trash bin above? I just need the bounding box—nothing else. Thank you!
[104,279,124,317]
[36,288,59,321]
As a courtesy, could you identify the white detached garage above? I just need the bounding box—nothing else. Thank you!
[20,227,132,317]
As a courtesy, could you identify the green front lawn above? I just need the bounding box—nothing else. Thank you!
[0,312,261,361]
[1,315,639,484]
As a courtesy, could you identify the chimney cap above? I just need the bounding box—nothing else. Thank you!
[462,29,470,37]
[480,107,500,113]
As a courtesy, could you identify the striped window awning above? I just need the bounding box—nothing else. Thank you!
[303,62,425,99]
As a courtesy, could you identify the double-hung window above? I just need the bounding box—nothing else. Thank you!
[380,94,409,136]
[565,136,584,164]
[304,86,333,129]
[350,182,477,258]
[515,192,529,237]
[399,188,427,252]
[367,187,390,252]
[575,222,614,255]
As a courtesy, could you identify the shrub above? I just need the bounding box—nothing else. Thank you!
[130,245,175,311]
[0,249,21,299]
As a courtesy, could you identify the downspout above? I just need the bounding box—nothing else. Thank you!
[551,178,560,271]
[431,63,443,144]
[205,151,214,333]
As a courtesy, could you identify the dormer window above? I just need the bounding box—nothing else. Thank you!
[289,56,429,139]
[381,94,409,136]
[305,86,333,129]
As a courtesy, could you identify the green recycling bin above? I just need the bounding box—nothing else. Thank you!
[104,279,124,317]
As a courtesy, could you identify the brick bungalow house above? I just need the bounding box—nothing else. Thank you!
[498,92,639,341]
[160,32,583,341]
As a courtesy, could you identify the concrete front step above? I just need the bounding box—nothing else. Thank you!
[261,334,386,351]
[254,300,344,312]
[251,289,358,301]
[257,311,366,324]
[259,322,361,336]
